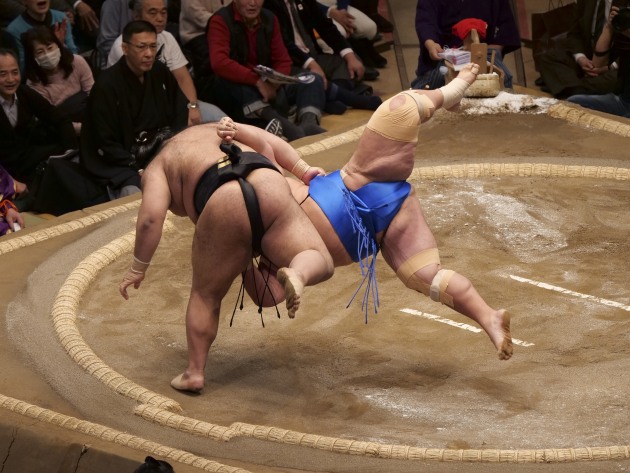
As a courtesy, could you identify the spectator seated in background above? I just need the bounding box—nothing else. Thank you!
[108,0,226,125]
[0,165,26,236]
[411,0,520,90]
[567,5,630,117]
[316,0,388,70]
[2,0,100,53]
[178,0,228,101]
[80,20,188,200]
[264,0,382,113]
[535,0,617,99]
[348,0,393,33]
[95,0,134,69]
[23,26,93,133]
[0,48,77,187]
[208,0,327,141]
[0,0,26,29]
[6,0,78,71]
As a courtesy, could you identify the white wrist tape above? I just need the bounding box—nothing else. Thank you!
[131,256,150,273]
[291,159,310,180]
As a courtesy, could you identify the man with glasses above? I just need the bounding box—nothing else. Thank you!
[80,20,188,200]
[107,0,226,125]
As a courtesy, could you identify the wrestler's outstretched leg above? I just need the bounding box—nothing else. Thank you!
[242,252,328,318]
[252,172,334,318]
[406,62,480,114]
[381,191,512,360]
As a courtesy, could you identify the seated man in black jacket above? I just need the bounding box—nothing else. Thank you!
[535,0,617,99]
[264,0,382,112]
[0,48,77,186]
[80,20,187,200]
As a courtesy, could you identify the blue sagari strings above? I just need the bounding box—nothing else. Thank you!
[342,190,380,322]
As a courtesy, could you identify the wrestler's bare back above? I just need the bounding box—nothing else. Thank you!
[142,123,266,224]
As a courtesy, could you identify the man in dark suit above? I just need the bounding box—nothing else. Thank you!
[264,0,364,84]
[264,0,382,111]
[0,48,77,185]
[535,0,618,98]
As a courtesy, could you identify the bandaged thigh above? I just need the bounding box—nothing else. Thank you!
[439,78,469,110]
[396,248,440,296]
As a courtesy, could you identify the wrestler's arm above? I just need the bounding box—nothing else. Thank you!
[216,117,324,183]
[119,167,171,299]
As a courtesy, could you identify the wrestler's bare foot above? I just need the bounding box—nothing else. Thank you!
[277,267,305,318]
[171,372,204,394]
[457,63,480,85]
[490,309,513,360]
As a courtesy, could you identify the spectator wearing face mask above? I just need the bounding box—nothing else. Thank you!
[6,0,78,71]
[23,26,93,133]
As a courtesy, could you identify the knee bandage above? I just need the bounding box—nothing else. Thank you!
[439,78,469,110]
[430,269,455,308]
[396,248,456,308]
[396,248,440,296]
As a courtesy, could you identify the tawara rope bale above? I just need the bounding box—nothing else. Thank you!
[0,200,140,255]
[549,103,630,138]
[51,221,182,413]
[133,404,238,442]
[410,163,630,182]
[295,125,365,158]
[0,393,250,472]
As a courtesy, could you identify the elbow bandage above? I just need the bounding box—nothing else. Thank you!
[439,78,469,110]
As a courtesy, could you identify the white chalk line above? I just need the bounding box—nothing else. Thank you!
[508,275,630,312]
[400,308,534,347]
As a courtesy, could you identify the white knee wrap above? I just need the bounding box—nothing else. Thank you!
[430,269,455,308]
[439,78,469,110]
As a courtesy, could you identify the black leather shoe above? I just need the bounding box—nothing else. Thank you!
[363,67,380,81]
[370,50,388,68]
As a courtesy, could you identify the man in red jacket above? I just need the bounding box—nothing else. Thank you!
[208,0,327,141]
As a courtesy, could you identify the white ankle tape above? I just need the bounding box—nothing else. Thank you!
[439,78,469,110]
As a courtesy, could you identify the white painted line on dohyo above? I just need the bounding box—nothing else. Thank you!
[509,275,630,312]
[400,308,534,347]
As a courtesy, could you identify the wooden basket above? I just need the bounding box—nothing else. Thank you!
[444,61,504,98]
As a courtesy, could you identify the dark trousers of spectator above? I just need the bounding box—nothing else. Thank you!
[212,75,325,124]
[536,48,617,99]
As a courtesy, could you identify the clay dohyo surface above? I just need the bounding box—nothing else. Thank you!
[4,110,630,471]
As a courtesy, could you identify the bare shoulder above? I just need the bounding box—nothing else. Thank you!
[141,157,168,188]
